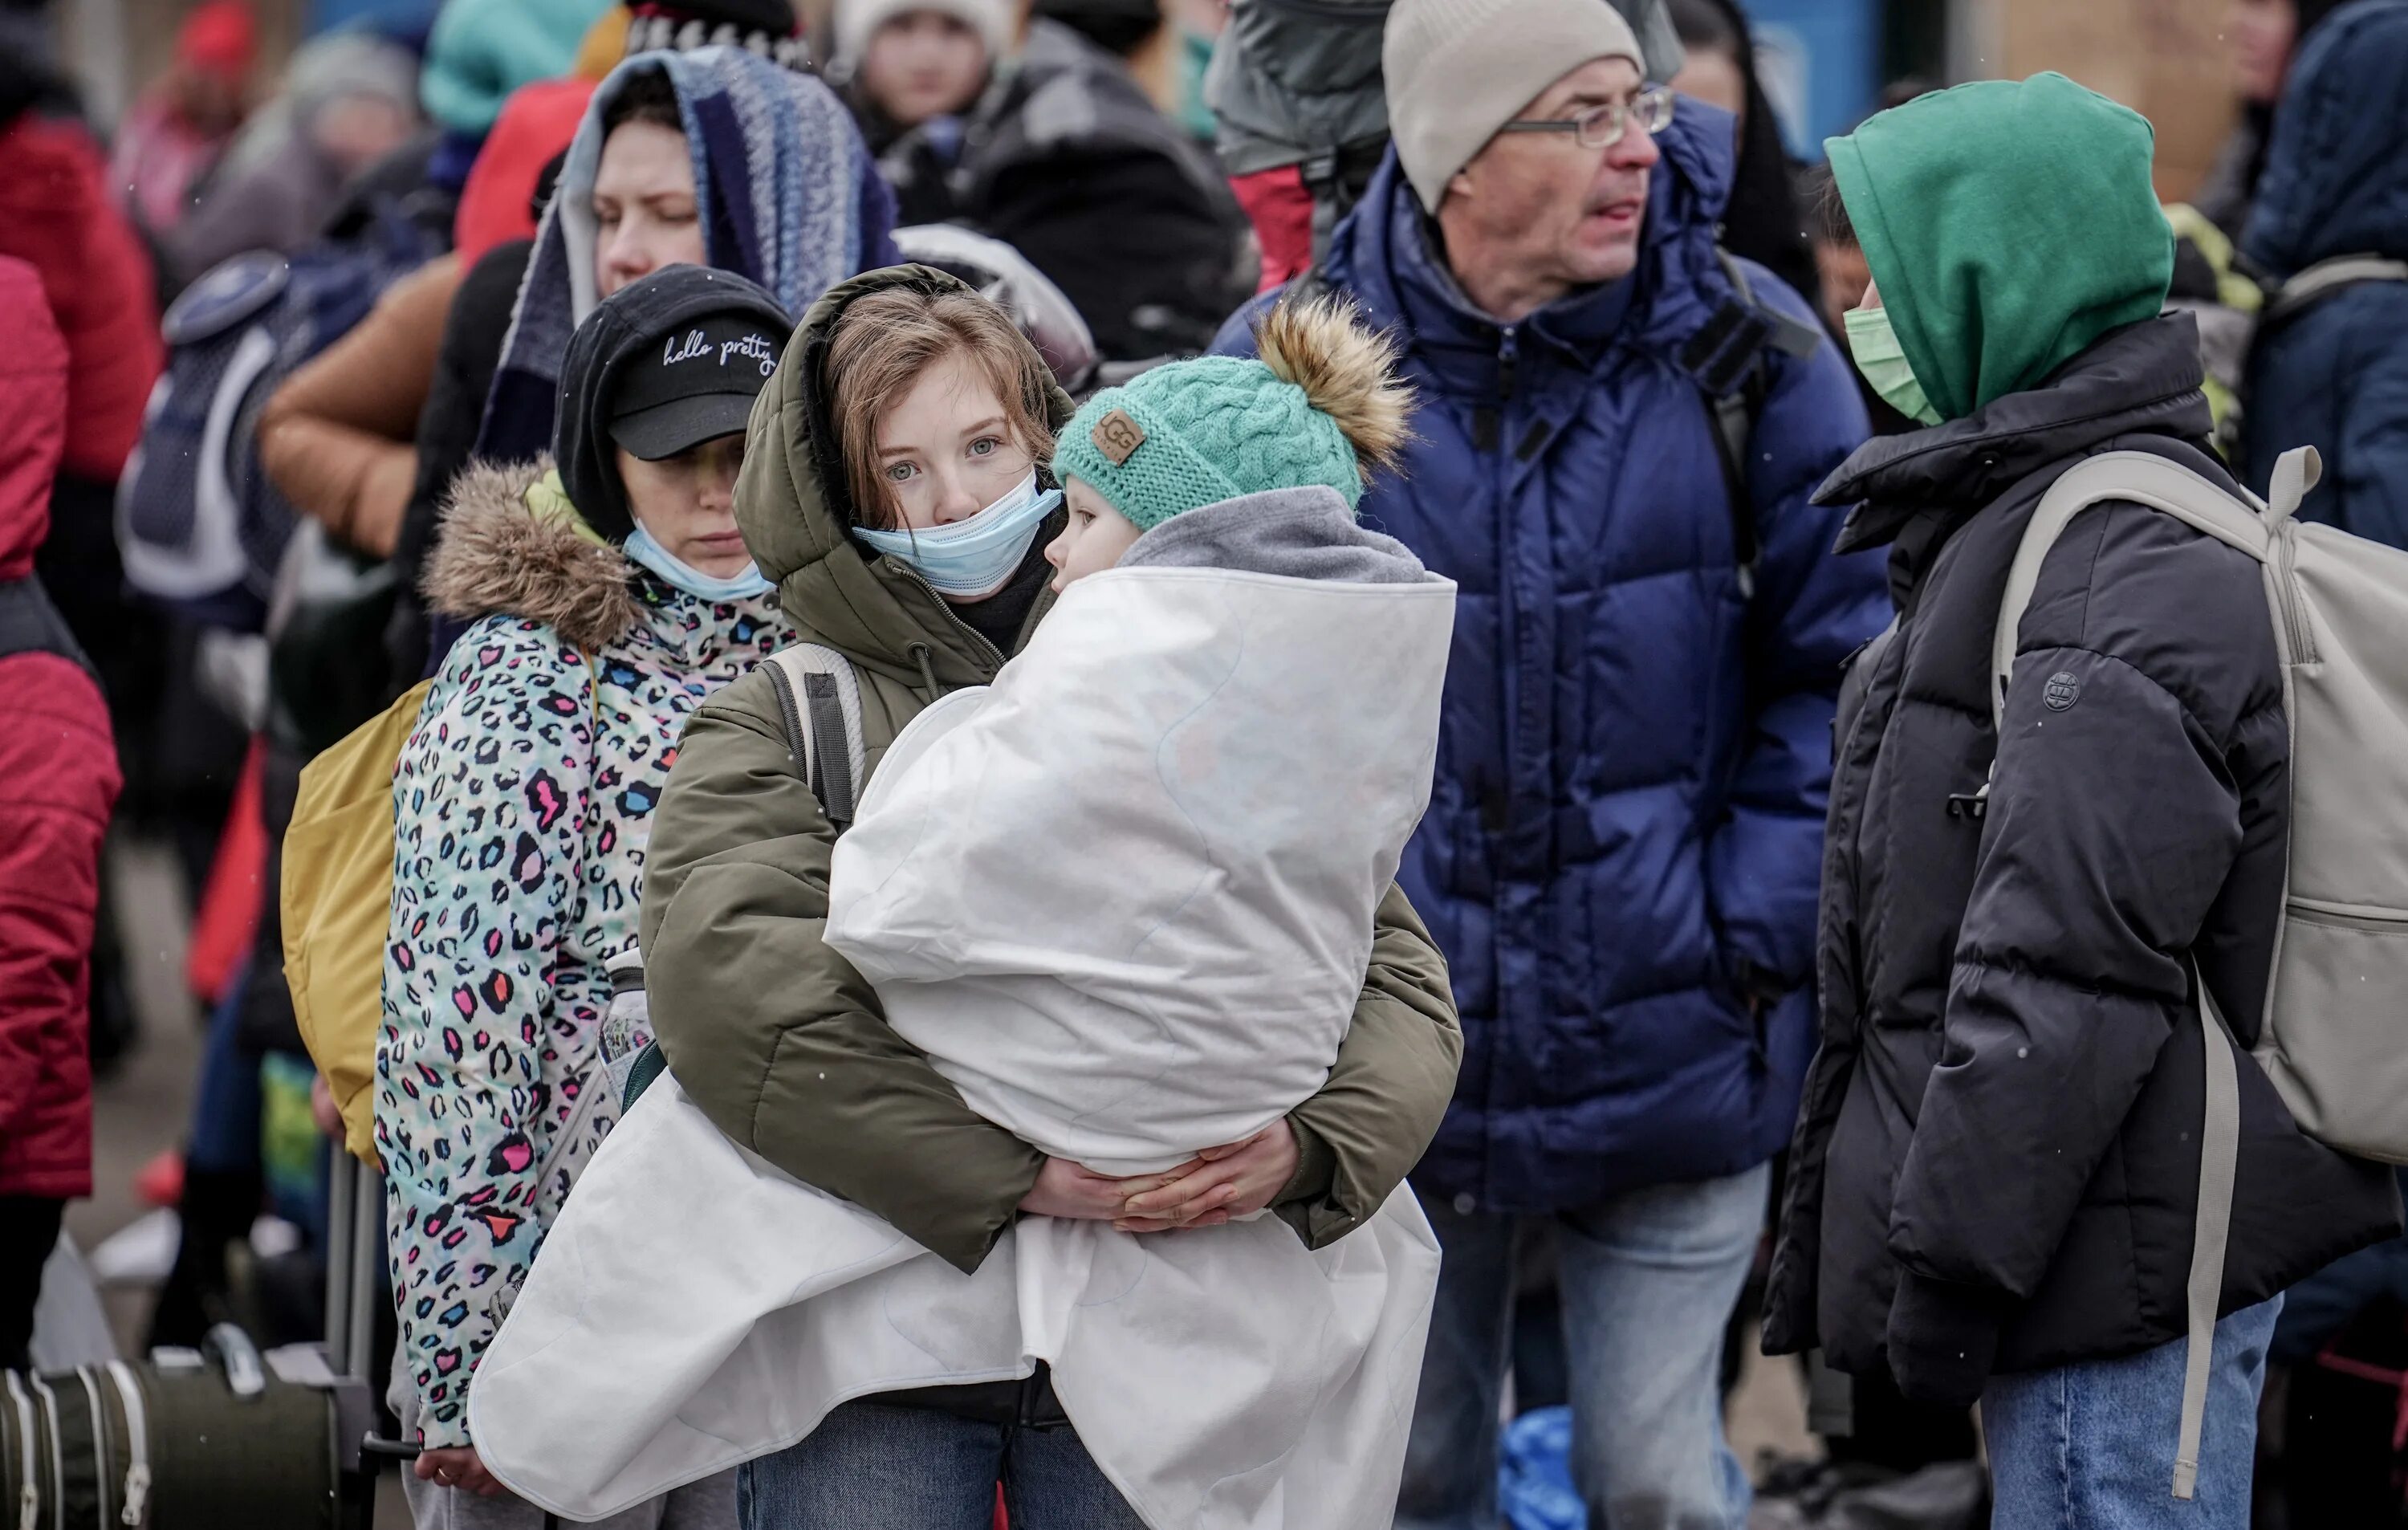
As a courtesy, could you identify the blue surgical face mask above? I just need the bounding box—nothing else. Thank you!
[623,522,776,603]
[852,470,1064,600]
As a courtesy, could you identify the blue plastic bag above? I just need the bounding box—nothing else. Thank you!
[1501,1406,1586,1530]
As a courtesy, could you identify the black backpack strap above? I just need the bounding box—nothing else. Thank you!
[0,575,94,674]
[1682,249,1824,601]
[762,644,868,829]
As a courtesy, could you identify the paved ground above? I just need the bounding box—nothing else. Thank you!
[76,839,1812,1524]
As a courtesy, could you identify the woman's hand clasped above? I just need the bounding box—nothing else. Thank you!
[1016,1120,1300,1234]
[1117,1120,1300,1233]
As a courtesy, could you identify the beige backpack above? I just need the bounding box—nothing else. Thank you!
[1993,446,2408,1499]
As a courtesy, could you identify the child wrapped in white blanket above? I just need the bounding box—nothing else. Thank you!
[469,300,1457,1528]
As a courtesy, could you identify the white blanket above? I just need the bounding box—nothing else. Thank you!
[471,535,1456,1527]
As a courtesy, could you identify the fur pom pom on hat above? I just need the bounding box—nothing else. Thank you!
[1052,297,1413,532]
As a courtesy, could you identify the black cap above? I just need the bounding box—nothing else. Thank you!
[608,311,786,461]
[555,266,793,543]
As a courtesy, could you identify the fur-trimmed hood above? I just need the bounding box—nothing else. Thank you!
[423,458,641,653]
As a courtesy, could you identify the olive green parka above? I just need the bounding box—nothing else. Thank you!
[640,267,1463,1272]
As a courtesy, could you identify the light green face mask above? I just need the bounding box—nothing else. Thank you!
[1844,305,1945,428]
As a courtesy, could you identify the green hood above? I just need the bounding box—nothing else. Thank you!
[1827,72,2173,421]
[734,264,1077,693]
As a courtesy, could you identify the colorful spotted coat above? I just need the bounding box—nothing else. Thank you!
[376,462,791,1447]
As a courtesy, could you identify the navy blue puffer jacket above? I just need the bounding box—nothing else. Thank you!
[1214,109,1885,1212]
[2241,0,2408,547]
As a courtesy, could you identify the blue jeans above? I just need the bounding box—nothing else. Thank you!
[1396,1165,1769,1530]
[738,1398,1148,1530]
[1983,1296,2282,1530]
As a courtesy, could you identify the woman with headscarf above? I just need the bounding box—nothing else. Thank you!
[398,47,896,673]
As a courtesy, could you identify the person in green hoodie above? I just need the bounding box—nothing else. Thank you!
[634,264,1463,1526]
[1760,72,2400,1530]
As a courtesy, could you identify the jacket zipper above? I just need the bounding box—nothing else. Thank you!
[23,1376,59,1530]
[2272,528,2316,665]
[885,560,1008,679]
[6,1373,35,1530]
[69,1373,105,1530]
[100,1366,146,1528]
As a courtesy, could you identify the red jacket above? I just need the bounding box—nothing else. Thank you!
[0,115,163,482]
[0,256,119,1199]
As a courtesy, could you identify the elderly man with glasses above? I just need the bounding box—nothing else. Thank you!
[1214,2,1885,1525]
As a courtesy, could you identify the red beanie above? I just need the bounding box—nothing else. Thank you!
[177,1,258,83]
[454,77,597,268]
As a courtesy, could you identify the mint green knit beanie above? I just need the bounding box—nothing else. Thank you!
[1052,354,1369,533]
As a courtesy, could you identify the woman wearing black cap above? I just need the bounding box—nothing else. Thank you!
[374,265,796,1528]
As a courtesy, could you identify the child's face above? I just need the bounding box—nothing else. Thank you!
[1043,479,1144,593]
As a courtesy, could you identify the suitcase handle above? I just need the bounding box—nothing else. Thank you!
[204,1325,266,1400]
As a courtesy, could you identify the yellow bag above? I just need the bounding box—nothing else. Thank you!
[281,678,432,1164]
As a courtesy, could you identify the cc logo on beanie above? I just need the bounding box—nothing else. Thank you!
[1092,409,1146,466]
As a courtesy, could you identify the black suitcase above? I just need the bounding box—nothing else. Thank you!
[4,1156,393,1528]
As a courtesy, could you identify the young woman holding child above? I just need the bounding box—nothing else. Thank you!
[462,266,1466,1529]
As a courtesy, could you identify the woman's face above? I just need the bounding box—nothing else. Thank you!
[860,10,989,128]
[592,120,706,299]
[1043,478,1142,593]
[2228,0,2297,104]
[619,434,752,578]
[872,350,1034,530]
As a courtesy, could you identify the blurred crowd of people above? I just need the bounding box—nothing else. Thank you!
[2,0,2408,1526]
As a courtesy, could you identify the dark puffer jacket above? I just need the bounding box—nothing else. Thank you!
[1762,314,2402,1406]
[2239,0,2408,549]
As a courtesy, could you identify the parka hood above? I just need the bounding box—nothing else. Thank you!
[1827,73,2172,422]
[734,264,1076,690]
[2242,0,2408,279]
[423,458,642,652]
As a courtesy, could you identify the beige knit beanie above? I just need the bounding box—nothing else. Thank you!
[1383,0,1646,214]
[833,0,1014,72]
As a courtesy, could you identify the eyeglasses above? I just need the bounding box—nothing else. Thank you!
[1497,86,1677,150]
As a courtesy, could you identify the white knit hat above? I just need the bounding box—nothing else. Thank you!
[833,0,1014,71]
[1383,0,1646,214]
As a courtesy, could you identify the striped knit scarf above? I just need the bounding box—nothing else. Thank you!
[476,46,898,462]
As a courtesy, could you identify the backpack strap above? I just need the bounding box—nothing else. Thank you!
[1990,450,2294,738]
[2175,970,2244,1500]
[0,575,93,674]
[2262,254,2408,329]
[1987,446,2323,1500]
[1683,250,1825,601]
[761,643,868,828]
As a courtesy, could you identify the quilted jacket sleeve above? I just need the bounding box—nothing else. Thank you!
[376,621,592,1449]
[1706,267,1887,993]
[2327,312,2408,550]
[0,653,116,1182]
[257,254,459,558]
